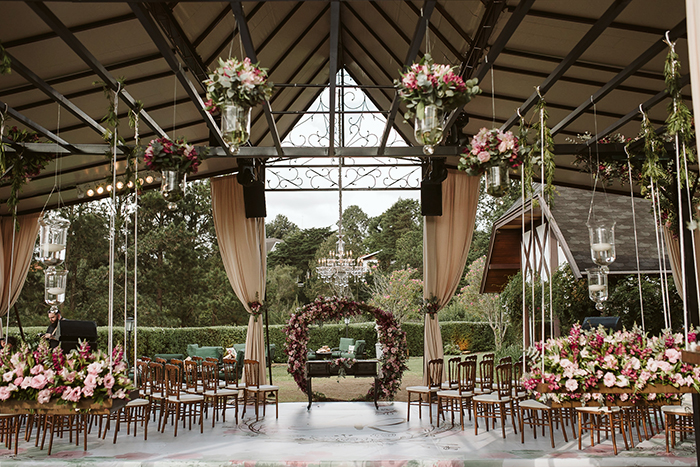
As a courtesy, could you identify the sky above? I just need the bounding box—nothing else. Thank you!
[265,190,419,230]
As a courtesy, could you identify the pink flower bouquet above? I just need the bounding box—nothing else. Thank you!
[143,137,205,176]
[458,127,522,176]
[203,57,274,112]
[394,53,480,122]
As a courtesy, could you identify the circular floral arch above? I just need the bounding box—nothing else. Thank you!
[284,297,408,400]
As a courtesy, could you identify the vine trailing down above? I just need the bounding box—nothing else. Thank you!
[284,297,408,400]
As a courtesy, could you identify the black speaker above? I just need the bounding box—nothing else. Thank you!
[581,316,621,332]
[57,319,98,353]
[243,180,267,218]
[421,180,442,216]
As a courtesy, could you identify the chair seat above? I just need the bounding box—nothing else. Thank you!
[473,393,511,403]
[126,398,149,407]
[473,388,492,395]
[661,405,693,415]
[225,383,244,390]
[440,382,458,390]
[576,405,621,414]
[406,385,439,393]
[437,389,473,398]
[247,385,279,392]
[169,394,204,403]
[518,399,550,410]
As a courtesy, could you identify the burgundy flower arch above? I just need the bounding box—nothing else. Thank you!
[284,297,408,400]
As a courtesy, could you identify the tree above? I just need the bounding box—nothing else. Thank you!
[394,230,422,271]
[364,198,421,270]
[265,214,299,240]
[368,267,423,323]
[340,205,369,255]
[456,256,509,351]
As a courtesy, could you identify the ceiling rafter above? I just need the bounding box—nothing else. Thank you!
[130,2,228,149]
[148,3,210,86]
[500,0,633,131]
[378,0,436,156]
[5,51,106,137]
[583,73,690,148]
[345,3,404,71]
[203,3,264,66]
[433,2,473,47]
[404,2,461,60]
[0,101,77,152]
[444,0,535,136]
[192,4,231,48]
[25,1,167,140]
[328,0,340,157]
[229,1,283,155]
[551,20,686,136]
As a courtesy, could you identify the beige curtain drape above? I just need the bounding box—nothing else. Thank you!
[0,213,40,336]
[211,176,267,385]
[664,226,700,298]
[422,169,480,384]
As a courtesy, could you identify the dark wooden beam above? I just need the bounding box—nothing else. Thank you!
[0,101,77,152]
[328,0,340,157]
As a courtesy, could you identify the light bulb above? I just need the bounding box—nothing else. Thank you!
[87,188,95,197]
[116,181,124,190]
[96,186,104,195]
[127,181,134,188]
[145,175,154,184]
[106,184,113,192]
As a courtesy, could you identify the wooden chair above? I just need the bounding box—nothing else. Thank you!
[161,363,204,436]
[576,405,629,455]
[662,403,694,452]
[406,358,443,424]
[41,414,87,455]
[242,359,279,420]
[441,356,461,390]
[519,399,568,448]
[474,354,494,396]
[183,360,203,395]
[0,414,21,455]
[473,362,518,438]
[222,358,244,391]
[437,359,476,430]
[201,361,239,426]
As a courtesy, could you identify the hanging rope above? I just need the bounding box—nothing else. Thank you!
[4,213,17,339]
[107,82,122,369]
[132,109,140,383]
[625,147,646,331]
[649,179,671,328]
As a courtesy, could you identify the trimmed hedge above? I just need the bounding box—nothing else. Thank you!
[9,321,508,362]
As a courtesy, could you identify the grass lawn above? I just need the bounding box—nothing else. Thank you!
[268,355,479,403]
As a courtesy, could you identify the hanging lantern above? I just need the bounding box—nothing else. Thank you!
[414,104,444,155]
[37,217,70,268]
[221,103,251,154]
[485,164,510,197]
[586,267,608,311]
[160,169,183,210]
[587,220,616,273]
[45,269,68,314]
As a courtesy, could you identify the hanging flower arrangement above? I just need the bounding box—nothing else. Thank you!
[523,324,700,407]
[394,53,480,122]
[284,297,408,400]
[458,128,522,176]
[0,340,134,406]
[142,137,205,176]
[203,57,274,113]
[0,126,53,218]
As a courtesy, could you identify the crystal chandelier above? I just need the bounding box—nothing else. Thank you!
[316,157,364,295]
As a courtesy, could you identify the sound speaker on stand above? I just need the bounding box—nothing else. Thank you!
[421,180,442,217]
[243,180,267,218]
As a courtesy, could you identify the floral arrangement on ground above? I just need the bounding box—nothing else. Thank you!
[0,340,134,406]
[458,127,522,176]
[394,53,480,121]
[284,296,408,400]
[203,57,274,112]
[524,323,699,406]
[142,137,205,176]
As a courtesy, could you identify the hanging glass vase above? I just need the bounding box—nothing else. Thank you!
[221,103,251,154]
[587,220,616,273]
[37,217,70,268]
[414,104,444,155]
[160,169,184,210]
[45,268,68,314]
[586,267,608,311]
[485,164,510,197]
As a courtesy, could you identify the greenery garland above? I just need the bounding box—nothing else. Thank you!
[517,96,556,205]
[284,296,408,400]
[0,41,10,75]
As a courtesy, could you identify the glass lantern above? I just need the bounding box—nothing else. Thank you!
[160,169,184,210]
[485,164,510,197]
[221,103,251,154]
[414,104,444,155]
[586,267,608,311]
[587,220,616,273]
[45,268,68,314]
[37,217,70,268]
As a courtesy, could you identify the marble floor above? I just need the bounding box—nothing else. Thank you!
[0,402,696,467]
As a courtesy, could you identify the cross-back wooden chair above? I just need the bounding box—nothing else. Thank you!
[406,358,443,424]
[201,361,239,426]
[437,358,477,430]
[242,359,279,420]
[161,363,204,436]
[473,362,518,438]
[441,356,461,390]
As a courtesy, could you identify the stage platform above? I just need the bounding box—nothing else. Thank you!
[0,402,695,466]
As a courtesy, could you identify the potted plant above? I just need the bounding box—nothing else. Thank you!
[458,127,522,197]
[203,57,274,153]
[394,54,481,155]
[142,137,205,209]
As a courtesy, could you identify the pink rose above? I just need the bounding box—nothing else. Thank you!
[30,374,47,390]
[565,378,578,392]
[665,348,681,364]
[0,387,12,401]
[37,389,52,404]
[477,151,491,163]
[603,372,616,387]
[103,373,115,390]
